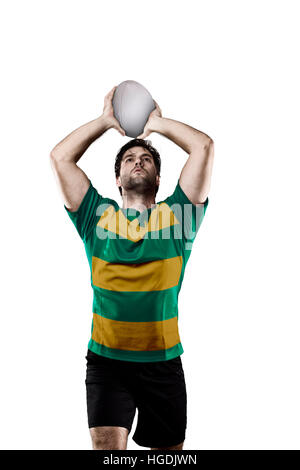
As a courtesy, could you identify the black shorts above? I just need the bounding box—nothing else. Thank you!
[85,349,187,448]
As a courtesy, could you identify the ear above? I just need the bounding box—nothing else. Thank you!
[116,176,122,189]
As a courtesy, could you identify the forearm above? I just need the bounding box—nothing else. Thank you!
[50,115,111,164]
[150,115,212,154]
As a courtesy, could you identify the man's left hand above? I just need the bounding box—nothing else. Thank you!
[136,100,162,139]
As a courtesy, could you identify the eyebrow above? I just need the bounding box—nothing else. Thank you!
[123,152,152,160]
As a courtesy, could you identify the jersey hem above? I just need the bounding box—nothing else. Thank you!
[88,339,184,362]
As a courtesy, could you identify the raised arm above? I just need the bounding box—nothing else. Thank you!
[50,86,125,212]
[137,102,214,205]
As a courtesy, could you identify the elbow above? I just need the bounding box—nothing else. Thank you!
[50,149,66,163]
[206,138,214,148]
[207,139,214,159]
[50,149,58,161]
[49,150,64,168]
[200,138,214,153]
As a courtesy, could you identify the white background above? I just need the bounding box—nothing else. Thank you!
[0,0,299,450]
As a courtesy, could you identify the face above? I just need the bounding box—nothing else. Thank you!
[116,146,160,196]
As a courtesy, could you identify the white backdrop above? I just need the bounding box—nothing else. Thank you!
[0,0,299,450]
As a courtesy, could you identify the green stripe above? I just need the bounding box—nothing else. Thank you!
[95,225,183,247]
[92,287,179,322]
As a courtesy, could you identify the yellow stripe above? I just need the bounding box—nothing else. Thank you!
[92,255,183,291]
[96,202,180,242]
[91,313,180,351]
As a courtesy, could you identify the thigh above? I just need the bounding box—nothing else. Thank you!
[85,350,136,432]
[89,425,129,450]
[132,356,187,449]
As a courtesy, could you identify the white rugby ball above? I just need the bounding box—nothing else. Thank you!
[112,80,156,138]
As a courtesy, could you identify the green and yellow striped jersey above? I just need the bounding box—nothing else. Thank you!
[64,178,209,362]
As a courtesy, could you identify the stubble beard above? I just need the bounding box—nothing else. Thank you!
[123,171,157,196]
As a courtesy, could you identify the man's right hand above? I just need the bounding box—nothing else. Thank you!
[101,86,126,136]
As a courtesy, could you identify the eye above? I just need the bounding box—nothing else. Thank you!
[126,157,132,162]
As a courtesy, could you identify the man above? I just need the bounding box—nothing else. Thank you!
[50,86,214,450]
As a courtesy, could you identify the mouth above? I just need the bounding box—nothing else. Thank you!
[133,168,144,174]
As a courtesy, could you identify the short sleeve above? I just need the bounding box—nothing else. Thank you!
[64,180,103,243]
[164,178,209,250]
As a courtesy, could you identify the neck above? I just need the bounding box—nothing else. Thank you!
[121,191,156,212]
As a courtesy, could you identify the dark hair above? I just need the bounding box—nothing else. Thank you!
[114,138,161,196]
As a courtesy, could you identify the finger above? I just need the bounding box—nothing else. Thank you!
[117,126,126,136]
[105,86,117,100]
[154,100,161,111]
